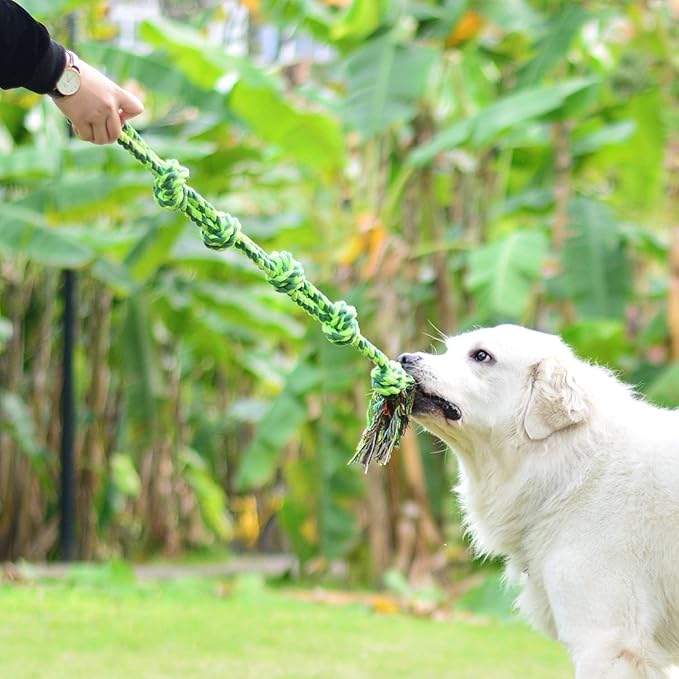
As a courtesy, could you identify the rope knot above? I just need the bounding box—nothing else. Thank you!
[321,301,359,346]
[153,159,189,211]
[370,360,413,396]
[202,212,241,250]
[267,252,306,295]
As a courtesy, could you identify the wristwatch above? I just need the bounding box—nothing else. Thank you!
[51,50,81,97]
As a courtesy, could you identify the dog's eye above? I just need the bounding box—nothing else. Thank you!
[471,349,493,363]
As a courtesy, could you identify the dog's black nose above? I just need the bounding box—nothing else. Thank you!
[398,352,420,366]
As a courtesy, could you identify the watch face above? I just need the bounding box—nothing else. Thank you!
[58,69,81,96]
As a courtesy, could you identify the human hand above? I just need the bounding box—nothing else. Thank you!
[53,59,144,145]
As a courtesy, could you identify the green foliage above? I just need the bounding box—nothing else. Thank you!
[230,82,345,171]
[410,77,598,165]
[456,571,519,622]
[0,390,46,464]
[0,205,94,268]
[560,320,630,367]
[516,5,589,87]
[0,315,11,351]
[646,364,679,408]
[338,34,437,138]
[479,0,544,33]
[181,447,233,540]
[602,88,666,212]
[384,568,446,608]
[466,229,548,322]
[110,453,142,499]
[117,295,166,427]
[139,18,271,91]
[235,379,309,489]
[331,0,386,41]
[0,143,63,178]
[560,198,631,320]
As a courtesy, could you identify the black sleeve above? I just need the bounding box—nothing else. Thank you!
[0,0,66,93]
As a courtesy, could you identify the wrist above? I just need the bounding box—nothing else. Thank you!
[50,50,82,98]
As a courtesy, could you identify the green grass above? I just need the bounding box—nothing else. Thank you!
[0,569,571,679]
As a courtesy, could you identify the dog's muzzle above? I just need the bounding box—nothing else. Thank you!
[398,353,462,421]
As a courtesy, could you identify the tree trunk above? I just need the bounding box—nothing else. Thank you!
[669,227,679,360]
[366,465,392,583]
[77,285,112,559]
[0,275,41,559]
[141,354,182,556]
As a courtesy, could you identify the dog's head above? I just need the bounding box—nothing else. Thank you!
[400,325,590,451]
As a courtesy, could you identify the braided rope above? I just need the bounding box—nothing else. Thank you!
[117,124,413,398]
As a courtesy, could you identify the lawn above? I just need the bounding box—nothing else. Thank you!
[0,566,571,679]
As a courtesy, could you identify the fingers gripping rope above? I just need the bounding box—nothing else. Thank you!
[117,123,415,468]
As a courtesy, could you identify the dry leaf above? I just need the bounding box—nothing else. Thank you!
[372,595,400,615]
[446,11,484,48]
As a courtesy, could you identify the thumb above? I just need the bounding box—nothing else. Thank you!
[117,88,144,122]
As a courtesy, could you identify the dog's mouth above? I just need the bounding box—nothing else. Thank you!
[412,385,462,422]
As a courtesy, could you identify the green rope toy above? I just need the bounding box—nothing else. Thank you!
[116,123,415,469]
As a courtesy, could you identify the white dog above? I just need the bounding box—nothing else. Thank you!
[399,324,679,679]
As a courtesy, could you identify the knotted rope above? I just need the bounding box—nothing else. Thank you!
[117,124,415,467]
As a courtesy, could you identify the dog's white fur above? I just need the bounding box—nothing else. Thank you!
[406,324,679,679]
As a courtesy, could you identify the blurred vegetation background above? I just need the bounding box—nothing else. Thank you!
[0,0,677,599]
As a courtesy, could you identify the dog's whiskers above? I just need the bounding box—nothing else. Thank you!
[426,320,448,343]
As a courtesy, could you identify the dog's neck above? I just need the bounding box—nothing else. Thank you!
[448,426,598,561]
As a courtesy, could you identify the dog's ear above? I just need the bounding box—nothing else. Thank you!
[523,356,590,441]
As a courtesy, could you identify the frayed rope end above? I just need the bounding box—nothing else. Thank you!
[349,385,416,471]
